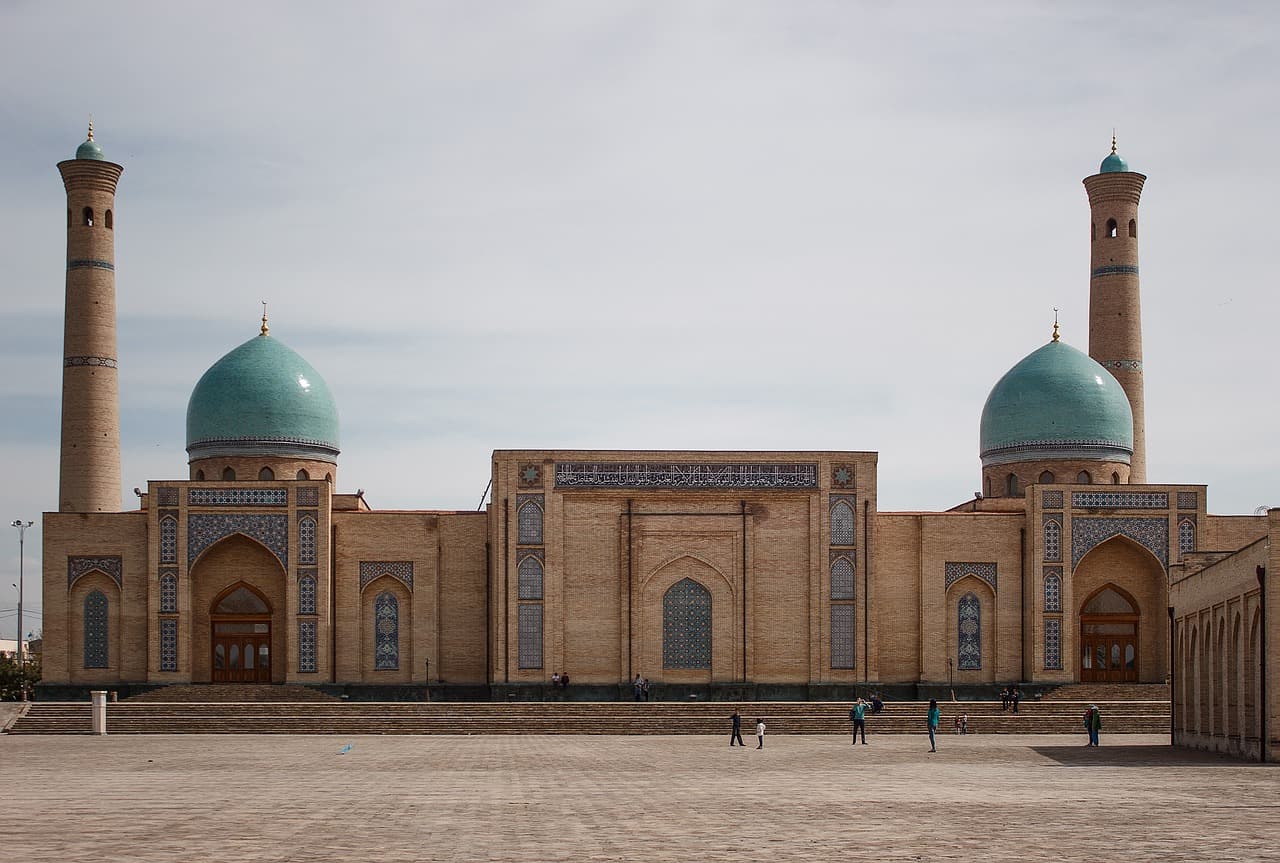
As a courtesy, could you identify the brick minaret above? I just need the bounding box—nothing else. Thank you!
[56,123,124,512]
[1084,138,1147,483]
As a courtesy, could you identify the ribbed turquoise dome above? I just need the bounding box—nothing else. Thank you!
[979,339,1133,467]
[186,332,340,463]
[76,137,105,160]
[1100,151,1128,173]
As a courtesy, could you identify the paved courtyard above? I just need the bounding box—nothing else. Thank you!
[1,732,1275,861]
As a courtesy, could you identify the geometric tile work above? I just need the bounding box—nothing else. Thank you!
[187,514,289,568]
[517,604,543,669]
[957,592,981,670]
[1178,518,1196,555]
[68,556,123,589]
[944,562,997,592]
[1042,490,1064,509]
[830,604,855,669]
[188,487,288,506]
[830,497,855,546]
[159,618,178,672]
[374,591,399,671]
[1043,517,1061,562]
[1043,569,1062,612]
[297,486,319,507]
[516,495,544,545]
[84,590,109,668]
[517,556,544,600]
[156,486,179,507]
[831,463,855,489]
[359,561,413,591]
[298,620,317,673]
[556,462,819,490]
[160,514,178,563]
[298,574,317,615]
[1044,617,1062,670]
[1072,491,1168,509]
[1176,491,1198,511]
[159,572,178,613]
[829,554,855,601]
[1071,517,1168,570]
[298,515,317,565]
[662,577,712,670]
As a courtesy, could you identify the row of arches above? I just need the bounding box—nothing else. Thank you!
[1000,470,1121,497]
[193,466,332,482]
[1175,608,1263,751]
[69,207,112,229]
[1092,218,1136,240]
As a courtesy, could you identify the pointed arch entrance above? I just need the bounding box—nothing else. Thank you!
[1079,584,1139,682]
[210,582,273,683]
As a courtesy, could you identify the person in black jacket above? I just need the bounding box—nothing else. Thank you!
[729,709,745,746]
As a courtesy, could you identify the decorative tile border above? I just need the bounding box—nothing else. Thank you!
[187,514,288,568]
[189,487,288,507]
[68,556,122,589]
[1098,359,1143,372]
[1071,517,1168,570]
[944,561,997,592]
[64,355,117,368]
[516,548,545,565]
[1072,491,1167,509]
[1091,264,1139,278]
[555,462,818,489]
[67,259,115,271]
[359,560,413,591]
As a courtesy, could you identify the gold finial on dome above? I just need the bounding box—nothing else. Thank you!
[1052,308,1060,342]
[260,300,269,336]
[1111,131,1117,155]
[87,117,95,142]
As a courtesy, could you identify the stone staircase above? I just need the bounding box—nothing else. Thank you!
[123,684,341,703]
[1041,683,1169,702]
[5,698,1169,736]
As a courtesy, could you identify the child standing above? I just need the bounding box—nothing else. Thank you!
[755,717,766,749]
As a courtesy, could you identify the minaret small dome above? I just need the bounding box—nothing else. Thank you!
[186,327,340,464]
[75,121,105,161]
[979,337,1133,467]
[1099,135,1129,173]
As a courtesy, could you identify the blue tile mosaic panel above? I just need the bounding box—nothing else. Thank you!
[297,486,319,507]
[830,554,855,601]
[374,591,399,670]
[1178,519,1196,555]
[1177,491,1198,511]
[1043,570,1062,612]
[299,574,317,615]
[1072,491,1168,509]
[160,514,178,563]
[831,464,856,488]
[298,515,317,565]
[1044,618,1062,670]
[556,462,818,490]
[156,487,179,507]
[518,555,544,600]
[299,620,317,672]
[68,556,122,589]
[188,514,288,568]
[518,604,543,669]
[830,498,855,546]
[189,487,288,506]
[830,604,855,669]
[517,495,544,545]
[944,562,997,592]
[663,578,712,670]
[1043,517,1061,562]
[957,592,981,670]
[1071,517,1168,570]
[84,590,109,668]
[359,561,413,591]
[1042,490,1064,509]
[159,618,178,671]
[159,572,178,613]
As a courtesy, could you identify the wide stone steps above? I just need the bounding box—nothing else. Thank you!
[6,700,1169,736]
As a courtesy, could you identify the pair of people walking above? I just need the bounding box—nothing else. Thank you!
[730,710,765,749]
[1084,704,1102,746]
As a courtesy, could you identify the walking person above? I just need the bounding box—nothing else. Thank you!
[927,699,941,752]
[1085,704,1102,746]
[1011,686,1021,714]
[729,709,745,747]
[850,697,870,745]
[755,717,766,749]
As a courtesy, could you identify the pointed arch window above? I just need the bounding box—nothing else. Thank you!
[84,590,109,668]
[663,578,711,669]
[82,207,94,227]
[374,591,399,670]
[1077,470,1091,484]
[1006,474,1020,497]
[517,500,543,545]
[299,575,317,615]
[957,592,981,670]
[1178,519,1195,555]
[160,572,178,613]
[1128,218,1137,238]
[105,209,113,230]
[1043,519,1061,562]
[1106,218,1118,238]
[296,469,310,480]
[160,515,178,563]
[258,467,275,481]
[518,556,544,600]
[830,501,855,546]
[1039,470,1055,484]
[830,556,855,601]
[1044,572,1061,612]
[299,516,317,565]
[222,467,235,481]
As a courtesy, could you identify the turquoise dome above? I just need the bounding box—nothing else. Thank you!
[1100,151,1128,173]
[76,137,105,160]
[979,339,1133,467]
[186,331,340,463]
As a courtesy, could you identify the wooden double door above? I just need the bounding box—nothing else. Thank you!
[1079,617,1138,682]
[212,618,272,683]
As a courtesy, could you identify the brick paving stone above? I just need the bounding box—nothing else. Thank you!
[0,733,1275,862]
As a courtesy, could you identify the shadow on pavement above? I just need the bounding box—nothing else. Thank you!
[1032,743,1270,768]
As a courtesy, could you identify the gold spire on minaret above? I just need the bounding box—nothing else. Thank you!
[1052,308,1060,342]
[260,301,269,336]
[1111,131,1117,154]
[87,117,95,141]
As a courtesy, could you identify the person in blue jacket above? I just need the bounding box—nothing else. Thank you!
[927,699,941,752]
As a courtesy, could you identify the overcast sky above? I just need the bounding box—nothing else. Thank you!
[2,2,1277,638]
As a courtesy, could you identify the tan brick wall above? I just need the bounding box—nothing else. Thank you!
[983,460,1130,499]
[188,457,336,485]
[1200,515,1267,553]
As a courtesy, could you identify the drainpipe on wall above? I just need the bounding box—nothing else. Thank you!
[1258,565,1268,764]
[1167,605,1175,746]
[863,499,871,684]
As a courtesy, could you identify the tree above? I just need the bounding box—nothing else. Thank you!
[0,651,40,701]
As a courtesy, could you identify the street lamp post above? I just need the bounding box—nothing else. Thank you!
[11,519,33,700]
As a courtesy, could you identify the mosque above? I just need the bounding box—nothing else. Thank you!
[37,127,1278,756]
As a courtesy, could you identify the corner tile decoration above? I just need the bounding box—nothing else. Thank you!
[84,590,109,668]
[298,620,317,672]
[298,514,318,565]
[187,514,289,568]
[516,494,544,545]
[359,560,413,591]
[829,553,855,601]
[831,464,855,489]
[297,486,319,507]
[1044,618,1062,670]
[1071,491,1168,509]
[944,561,997,592]
[1043,569,1062,612]
[1091,264,1140,278]
[374,591,399,670]
[1042,490,1064,509]
[1043,516,1061,562]
[830,604,855,669]
[518,556,544,600]
[518,604,544,669]
[160,514,178,563]
[188,487,288,507]
[1177,491,1198,511]
[159,618,178,672]
[556,462,818,490]
[68,556,122,589]
[1178,518,1196,555]
[663,578,712,669]
[1071,517,1168,570]
[159,572,178,613]
[829,495,856,546]
[517,463,543,488]
[298,574,317,615]
[156,487,179,507]
[957,592,981,670]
